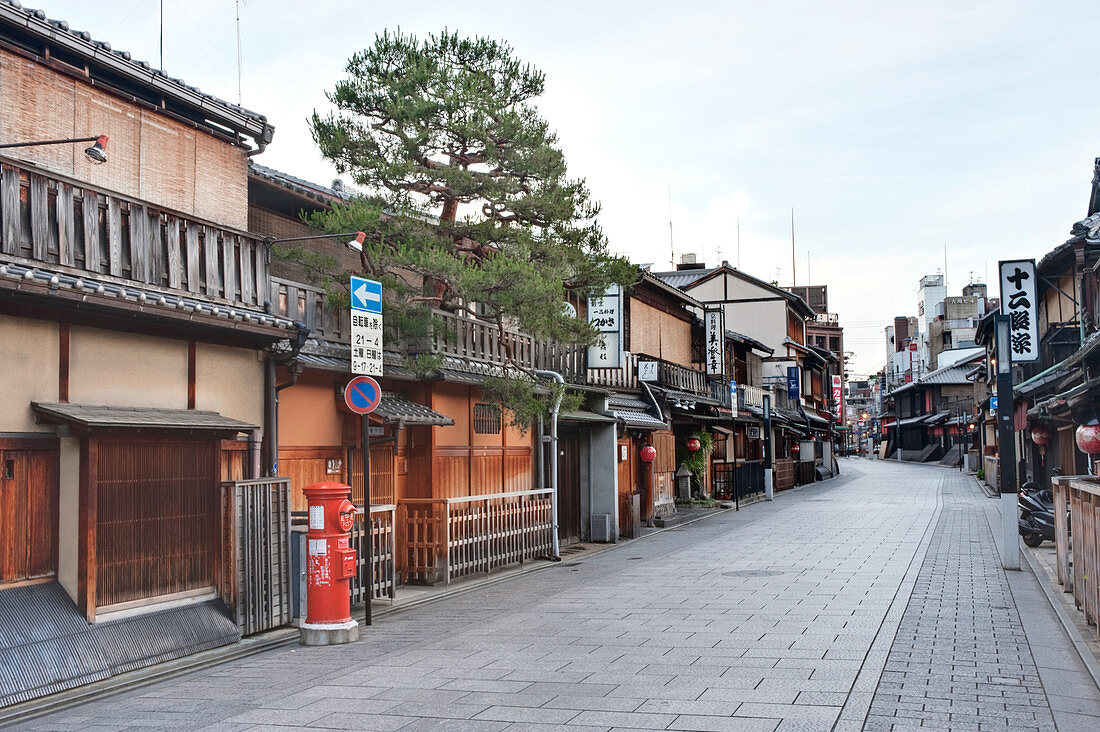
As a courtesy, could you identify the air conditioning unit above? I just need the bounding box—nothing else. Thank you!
[591,514,612,543]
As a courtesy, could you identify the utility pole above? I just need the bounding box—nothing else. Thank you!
[790,207,796,287]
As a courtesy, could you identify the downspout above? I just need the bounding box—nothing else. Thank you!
[535,369,563,560]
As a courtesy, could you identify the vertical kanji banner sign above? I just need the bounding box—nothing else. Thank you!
[587,284,622,368]
[998,259,1039,364]
[705,309,724,376]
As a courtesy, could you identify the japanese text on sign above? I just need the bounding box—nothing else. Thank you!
[350,276,384,376]
[999,259,1038,363]
[587,284,622,368]
[705,310,725,376]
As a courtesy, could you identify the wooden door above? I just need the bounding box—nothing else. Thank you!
[557,431,581,546]
[0,444,59,584]
[616,437,635,538]
[96,438,217,608]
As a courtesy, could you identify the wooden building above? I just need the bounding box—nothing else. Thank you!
[249,165,584,587]
[0,4,295,706]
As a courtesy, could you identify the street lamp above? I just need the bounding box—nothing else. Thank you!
[0,135,109,163]
[263,230,367,253]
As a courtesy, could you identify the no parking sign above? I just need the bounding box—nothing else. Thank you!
[344,375,382,415]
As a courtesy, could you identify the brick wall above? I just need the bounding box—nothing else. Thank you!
[0,49,248,230]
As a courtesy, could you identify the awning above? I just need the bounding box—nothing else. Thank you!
[804,411,831,427]
[612,408,668,430]
[923,410,951,426]
[897,414,927,427]
[372,393,454,427]
[32,403,257,432]
[560,409,617,424]
[651,386,721,407]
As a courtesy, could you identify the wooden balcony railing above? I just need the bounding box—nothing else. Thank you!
[398,489,554,585]
[1052,476,1100,642]
[1,157,270,310]
[588,353,711,396]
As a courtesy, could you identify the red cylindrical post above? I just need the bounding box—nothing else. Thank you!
[300,481,359,645]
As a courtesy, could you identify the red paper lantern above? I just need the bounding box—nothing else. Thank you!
[640,445,657,463]
[791,442,800,453]
[1075,424,1100,454]
[686,437,701,452]
[1031,424,1051,446]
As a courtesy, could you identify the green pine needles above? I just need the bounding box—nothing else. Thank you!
[301,29,635,427]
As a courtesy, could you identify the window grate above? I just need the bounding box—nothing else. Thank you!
[473,403,502,434]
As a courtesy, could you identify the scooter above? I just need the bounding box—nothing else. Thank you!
[1019,481,1055,547]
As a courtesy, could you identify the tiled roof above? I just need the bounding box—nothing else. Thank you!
[249,163,356,203]
[0,2,273,144]
[0,261,296,332]
[374,393,454,427]
[32,403,257,431]
[649,267,719,289]
[919,365,975,385]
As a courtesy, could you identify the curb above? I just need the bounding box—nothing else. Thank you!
[1021,547,1100,692]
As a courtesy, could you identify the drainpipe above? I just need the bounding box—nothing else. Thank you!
[264,357,278,476]
[535,369,563,560]
[248,428,263,479]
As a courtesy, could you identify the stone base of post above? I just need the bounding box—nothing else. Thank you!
[300,619,359,646]
[1001,492,1020,570]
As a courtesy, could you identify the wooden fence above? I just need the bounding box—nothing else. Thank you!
[1052,477,1100,641]
[712,460,765,503]
[219,478,291,637]
[350,505,396,603]
[795,460,816,486]
[398,489,554,585]
[1,156,269,309]
[774,458,796,492]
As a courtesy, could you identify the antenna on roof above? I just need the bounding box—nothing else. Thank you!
[668,187,675,269]
[790,207,796,287]
[159,0,164,71]
[736,217,741,269]
[236,0,243,105]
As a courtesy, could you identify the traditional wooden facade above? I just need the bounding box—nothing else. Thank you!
[0,3,294,705]
[249,166,585,586]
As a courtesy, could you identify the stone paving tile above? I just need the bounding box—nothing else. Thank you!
[16,460,1099,732]
[862,482,1058,731]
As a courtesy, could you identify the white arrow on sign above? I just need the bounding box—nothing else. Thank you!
[354,282,370,307]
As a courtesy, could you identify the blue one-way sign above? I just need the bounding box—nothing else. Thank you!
[351,276,382,313]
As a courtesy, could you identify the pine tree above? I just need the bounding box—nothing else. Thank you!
[295,29,634,423]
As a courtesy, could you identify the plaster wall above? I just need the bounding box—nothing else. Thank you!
[56,437,79,601]
[278,371,343,448]
[0,314,58,431]
[194,343,264,426]
[68,326,187,409]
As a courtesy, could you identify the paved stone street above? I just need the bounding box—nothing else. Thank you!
[16,460,1100,731]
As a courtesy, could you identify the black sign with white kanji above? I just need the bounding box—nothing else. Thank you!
[999,259,1038,363]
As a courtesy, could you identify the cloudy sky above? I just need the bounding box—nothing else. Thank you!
[35,0,1100,375]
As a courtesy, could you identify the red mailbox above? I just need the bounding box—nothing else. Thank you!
[301,481,359,645]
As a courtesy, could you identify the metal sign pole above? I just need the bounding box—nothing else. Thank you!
[362,414,373,625]
[763,393,774,501]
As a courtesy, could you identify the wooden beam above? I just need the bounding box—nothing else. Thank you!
[59,322,69,403]
[188,340,196,409]
[2,164,21,256]
[78,436,98,622]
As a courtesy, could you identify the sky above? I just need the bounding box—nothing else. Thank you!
[32,0,1100,376]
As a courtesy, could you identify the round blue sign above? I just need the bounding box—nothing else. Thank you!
[344,376,382,414]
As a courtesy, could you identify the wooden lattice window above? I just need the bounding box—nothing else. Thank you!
[473,403,501,434]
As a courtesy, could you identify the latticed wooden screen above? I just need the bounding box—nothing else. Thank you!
[95,438,217,608]
[473,403,501,434]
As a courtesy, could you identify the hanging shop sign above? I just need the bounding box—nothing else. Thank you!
[787,366,800,402]
[704,309,724,376]
[998,259,1039,364]
[587,284,622,368]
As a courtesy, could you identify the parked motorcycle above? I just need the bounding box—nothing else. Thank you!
[1018,481,1055,547]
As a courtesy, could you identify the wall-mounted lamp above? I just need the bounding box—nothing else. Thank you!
[0,135,109,164]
